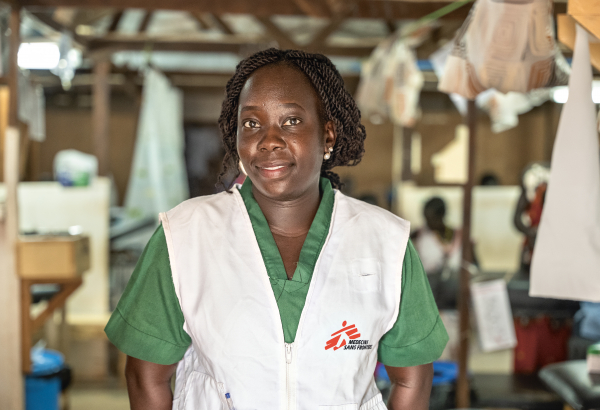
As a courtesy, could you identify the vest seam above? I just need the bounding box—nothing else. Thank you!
[232,186,287,346]
[114,307,191,348]
[293,189,339,342]
[378,315,442,350]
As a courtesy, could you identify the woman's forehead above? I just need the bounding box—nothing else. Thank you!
[239,64,319,106]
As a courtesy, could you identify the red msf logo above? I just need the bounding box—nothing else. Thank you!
[325,321,361,350]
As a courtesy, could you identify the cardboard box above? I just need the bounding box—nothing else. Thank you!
[17,235,90,279]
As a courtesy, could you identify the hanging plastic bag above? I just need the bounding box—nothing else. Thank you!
[432,41,552,132]
[438,0,569,99]
[356,25,431,126]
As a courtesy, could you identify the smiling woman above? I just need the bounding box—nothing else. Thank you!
[218,49,367,191]
[105,49,448,410]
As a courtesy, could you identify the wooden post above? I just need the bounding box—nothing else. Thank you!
[401,126,413,181]
[92,59,111,176]
[456,99,477,408]
[0,6,23,409]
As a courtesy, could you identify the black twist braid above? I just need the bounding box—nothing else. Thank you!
[217,48,367,190]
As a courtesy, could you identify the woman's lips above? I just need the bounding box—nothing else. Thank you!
[255,162,292,178]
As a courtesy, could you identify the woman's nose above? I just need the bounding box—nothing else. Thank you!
[257,125,286,151]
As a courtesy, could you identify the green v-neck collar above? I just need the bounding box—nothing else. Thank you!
[238,177,335,295]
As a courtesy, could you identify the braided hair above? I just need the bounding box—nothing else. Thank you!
[217,48,366,190]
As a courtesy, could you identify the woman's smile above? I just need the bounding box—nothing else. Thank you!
[255,161,293,179]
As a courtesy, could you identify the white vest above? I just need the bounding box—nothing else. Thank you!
[160,187,410,410]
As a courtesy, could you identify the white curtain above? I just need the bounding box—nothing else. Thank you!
[530,24,600,302]
[19,72,46,142]
[124,68,189,221]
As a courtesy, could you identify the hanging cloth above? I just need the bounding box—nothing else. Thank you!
[530,24,600,302]
[438,0,569,99]
[124,68,189,221]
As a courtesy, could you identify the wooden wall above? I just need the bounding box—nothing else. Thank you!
[35,92,139,205]
[334,93,561,209]
[31,88,562,210]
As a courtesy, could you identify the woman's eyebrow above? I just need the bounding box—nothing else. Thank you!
[240,105,260,113]
[281,103,306,112]
[240,103,306,113]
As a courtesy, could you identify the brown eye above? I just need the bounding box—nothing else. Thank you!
[242,120,258,128]
[283,118,301,126]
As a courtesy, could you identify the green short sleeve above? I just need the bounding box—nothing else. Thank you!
[377,240,449,367]
[104,225,192,365]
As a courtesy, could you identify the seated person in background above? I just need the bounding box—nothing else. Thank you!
[411,197,477,309]
[411,197,462,278]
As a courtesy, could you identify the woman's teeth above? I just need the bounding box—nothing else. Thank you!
[263,166,284,170]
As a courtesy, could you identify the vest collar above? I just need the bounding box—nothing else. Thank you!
[238,177,335,294]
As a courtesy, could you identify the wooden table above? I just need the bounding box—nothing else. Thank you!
[21,277,82,373]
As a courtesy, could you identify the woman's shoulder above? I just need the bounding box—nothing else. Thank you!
[165,189,240,218]
[335,191,410,231]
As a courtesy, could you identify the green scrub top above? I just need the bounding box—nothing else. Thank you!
[105,178,448,367]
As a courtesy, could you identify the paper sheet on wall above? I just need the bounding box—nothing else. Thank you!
[530,24,600,302]
[471,279,516,352]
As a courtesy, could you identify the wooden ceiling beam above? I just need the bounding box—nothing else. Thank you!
[85,34,376,57]
[189,12,212,30]
[28,11,89,46]
[20,0,475,20]
[211,14,235,35]
[292,0,332,17]
[107,10,123,32]
[305,2,355,51]
[306,16,348,50]
[138,10,153,32]
[256,16,298,49]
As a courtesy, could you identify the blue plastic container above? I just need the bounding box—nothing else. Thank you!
[25,349,64,410]
[432,361,458,385]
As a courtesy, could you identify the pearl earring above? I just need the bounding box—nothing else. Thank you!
[324,147,333,160]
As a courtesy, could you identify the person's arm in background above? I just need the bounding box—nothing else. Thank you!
[126,356,177,410]
[385,363,434,410]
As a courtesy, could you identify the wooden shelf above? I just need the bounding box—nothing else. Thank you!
[557,14,600,72]
[568,0,600,41]
[21,277,82,374]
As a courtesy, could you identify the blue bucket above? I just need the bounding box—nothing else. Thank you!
[25,349,64,410]
[432,361,458,385]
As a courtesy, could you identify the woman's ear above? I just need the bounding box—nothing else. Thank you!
[324,120,337,149]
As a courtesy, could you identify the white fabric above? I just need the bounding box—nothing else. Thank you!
[431,42,551,133]
[438,0,569,100]
[530,24,600,302]
[18,72,46,142]
[413,227,461,275]
[124,68,188,221]
[356,36,424,127]
[160,188,410,410]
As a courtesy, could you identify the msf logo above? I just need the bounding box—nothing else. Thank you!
[325,321,361,350]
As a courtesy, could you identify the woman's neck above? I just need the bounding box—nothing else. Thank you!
[252,183,321,237]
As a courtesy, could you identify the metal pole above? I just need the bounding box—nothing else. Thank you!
[456,99,477,408]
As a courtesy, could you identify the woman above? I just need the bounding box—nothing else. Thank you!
[105,49,448,410]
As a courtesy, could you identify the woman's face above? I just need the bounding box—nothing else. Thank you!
[237,63,336,201]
